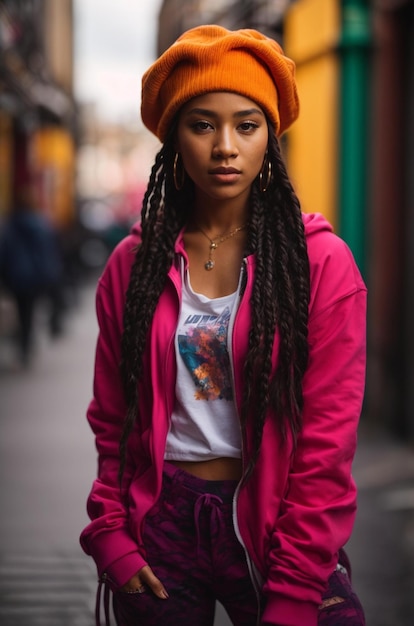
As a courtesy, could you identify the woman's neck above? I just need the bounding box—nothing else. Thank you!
[190,193,250,234]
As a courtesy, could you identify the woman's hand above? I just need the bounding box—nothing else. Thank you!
[121,565,169,599]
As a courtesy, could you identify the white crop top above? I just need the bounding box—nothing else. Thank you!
[164,266,242,461]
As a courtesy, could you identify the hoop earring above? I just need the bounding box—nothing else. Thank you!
[259,157,272,193]
[173,153,185,191]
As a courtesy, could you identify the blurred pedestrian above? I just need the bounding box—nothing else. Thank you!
[0,188,65,365]
[80,25,367,626]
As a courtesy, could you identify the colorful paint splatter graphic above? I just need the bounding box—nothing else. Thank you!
[178,308,233,401]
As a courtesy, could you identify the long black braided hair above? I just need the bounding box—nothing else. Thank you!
[119,118,310,482]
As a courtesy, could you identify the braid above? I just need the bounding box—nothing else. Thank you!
[242,186,276,471]
[119,128,192,481]
[271,136,310,410]
[242,124,310,480]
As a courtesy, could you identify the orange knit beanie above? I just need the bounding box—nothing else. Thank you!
[141,25,299,142]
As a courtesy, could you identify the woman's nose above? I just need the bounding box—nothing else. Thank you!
[212,128,238,158]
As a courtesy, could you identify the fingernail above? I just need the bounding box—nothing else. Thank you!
[161,589,169,599]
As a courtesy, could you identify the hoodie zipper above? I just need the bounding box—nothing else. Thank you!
[167,253,262,623]
[228,259,263,625]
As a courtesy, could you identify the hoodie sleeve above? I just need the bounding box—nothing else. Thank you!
[262,229,367,626]
[79,234,148,589]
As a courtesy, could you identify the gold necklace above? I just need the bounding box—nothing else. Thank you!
[197,224,246,271]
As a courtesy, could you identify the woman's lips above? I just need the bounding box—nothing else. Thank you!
[209,166,241,183]
[209,166,241,174]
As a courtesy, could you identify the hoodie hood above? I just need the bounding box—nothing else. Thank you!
[131,221,142,237]
[302,212,333,237]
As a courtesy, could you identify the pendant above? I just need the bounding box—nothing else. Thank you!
[205,260,215,271]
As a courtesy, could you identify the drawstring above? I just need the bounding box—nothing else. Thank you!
[193,493,224,559]
[94,487,230,623]
[96,574,111,626]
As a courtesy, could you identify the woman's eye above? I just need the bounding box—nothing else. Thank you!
[239,121,259,132]
[191,121,213,132]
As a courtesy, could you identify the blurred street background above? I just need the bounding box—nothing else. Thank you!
[1,0,414,625]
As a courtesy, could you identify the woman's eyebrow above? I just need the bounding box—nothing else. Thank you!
[184,108,219,117]
[184,107,264,118]
[234,108,264,118]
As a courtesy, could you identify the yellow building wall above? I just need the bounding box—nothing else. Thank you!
[30,127,75,227]
[284,0,341,228]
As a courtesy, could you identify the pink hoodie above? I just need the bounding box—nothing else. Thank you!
[80,213,366,626]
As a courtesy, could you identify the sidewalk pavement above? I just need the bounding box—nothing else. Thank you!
[0,281,414,625]
[348,424,414,625]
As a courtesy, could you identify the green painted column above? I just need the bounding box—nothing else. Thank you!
[338,0,371,276]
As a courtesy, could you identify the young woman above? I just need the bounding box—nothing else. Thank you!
[81,25,367,626]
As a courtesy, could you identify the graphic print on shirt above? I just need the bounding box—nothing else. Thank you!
[178,307,233,401]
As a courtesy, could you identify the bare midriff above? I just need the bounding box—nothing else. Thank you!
[168,457,243,481]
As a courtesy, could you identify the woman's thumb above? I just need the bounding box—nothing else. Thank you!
[139,565,169,599]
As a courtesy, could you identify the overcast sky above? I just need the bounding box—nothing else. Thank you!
[73,0,164,123]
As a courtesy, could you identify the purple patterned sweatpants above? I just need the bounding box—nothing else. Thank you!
[112,462,365,626]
